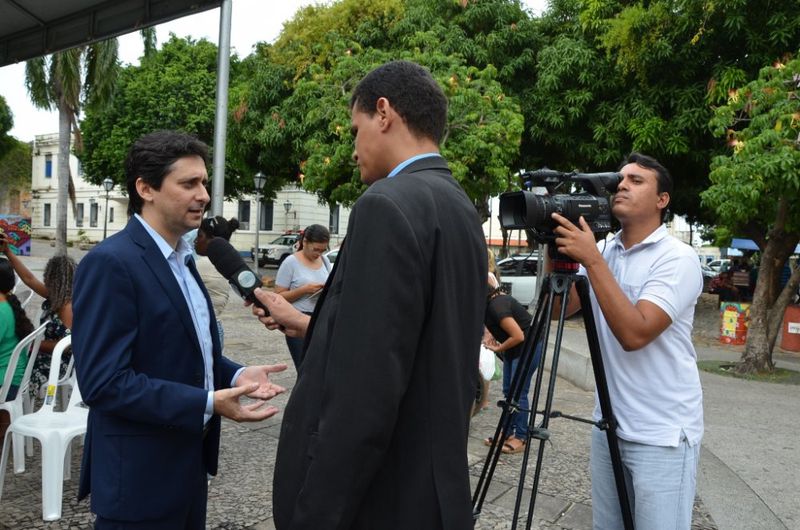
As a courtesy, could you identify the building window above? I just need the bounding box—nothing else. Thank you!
[77,159,84,176]
[90,202,99,227]
[260,200,274,231]
[44,203,51,226]
[109,207,114,224]
[329,204,340,235]
[45,155,52,178]
[238,200,251,230]
[76,203,84,227]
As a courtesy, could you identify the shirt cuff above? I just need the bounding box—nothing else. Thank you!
[231,367,246,387]
[204,391,214,425]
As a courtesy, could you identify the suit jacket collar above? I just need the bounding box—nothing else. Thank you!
[393,154,449,176]
[124,218,205,357]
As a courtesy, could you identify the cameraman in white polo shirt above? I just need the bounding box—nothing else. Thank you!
[551,152,703,530]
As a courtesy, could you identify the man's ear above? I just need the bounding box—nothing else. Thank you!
[375,97,393,131]
[657,192,670,211]
[135,177,153,205]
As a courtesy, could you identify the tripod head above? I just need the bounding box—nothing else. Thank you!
[547,242,580,274]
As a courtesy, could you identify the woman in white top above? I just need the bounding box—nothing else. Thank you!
[274,224,331,368]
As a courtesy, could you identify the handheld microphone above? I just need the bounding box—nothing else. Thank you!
[205,237,269,314]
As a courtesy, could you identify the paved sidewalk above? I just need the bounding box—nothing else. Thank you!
[1,242,798,528]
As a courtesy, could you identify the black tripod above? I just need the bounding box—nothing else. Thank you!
[472,248,634,530]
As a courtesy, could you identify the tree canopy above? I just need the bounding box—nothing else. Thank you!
[0,95,15,160]
[701,55,800,372]
[80,36,247,195]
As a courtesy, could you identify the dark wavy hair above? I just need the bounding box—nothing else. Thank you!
[125,130,209,216]
[199,216,240,241]
[0,259,34,340]
[350,60,447,145]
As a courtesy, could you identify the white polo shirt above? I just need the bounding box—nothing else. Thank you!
[581,225,704,447]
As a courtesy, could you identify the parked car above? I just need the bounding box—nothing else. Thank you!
[707,258,731,273]
[251,233,300,267]
[496,255,540,308]
[700,263,718,292]
[324,247,339,264]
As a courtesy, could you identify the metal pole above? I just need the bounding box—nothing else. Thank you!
[254,193,261,270]
[210,0,232,216]
[103,190,110,240]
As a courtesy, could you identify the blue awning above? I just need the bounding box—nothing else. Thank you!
[731,238,800,253]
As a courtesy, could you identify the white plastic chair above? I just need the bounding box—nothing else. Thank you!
[11,279,35,309]
[0,335,87,521]
[0,322,48,473]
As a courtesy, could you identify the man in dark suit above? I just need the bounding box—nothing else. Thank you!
[72,130,287,529]
[254,61,487,529]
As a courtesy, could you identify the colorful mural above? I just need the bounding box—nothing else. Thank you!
[720,302,750,345]
[0,215,32,256]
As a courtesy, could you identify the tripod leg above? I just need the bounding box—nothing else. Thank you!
[521,272,579,529]
[575,277,635,530]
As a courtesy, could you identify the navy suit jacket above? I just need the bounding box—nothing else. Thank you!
[72,217,241,521]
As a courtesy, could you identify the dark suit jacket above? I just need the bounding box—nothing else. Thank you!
[273,156,487,529]
[72,217,241,521]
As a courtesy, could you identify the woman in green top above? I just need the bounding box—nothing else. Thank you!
[0,258,35,401]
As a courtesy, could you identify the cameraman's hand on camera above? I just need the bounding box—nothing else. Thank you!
[551,213,603,268]
[251,288,310,338]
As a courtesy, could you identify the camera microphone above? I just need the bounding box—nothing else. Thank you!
[205,237,269,314]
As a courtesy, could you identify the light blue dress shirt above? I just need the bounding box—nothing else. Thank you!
[387,152,441,178]
[134,215,238,425]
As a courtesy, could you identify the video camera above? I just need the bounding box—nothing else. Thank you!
[498,168,622,244]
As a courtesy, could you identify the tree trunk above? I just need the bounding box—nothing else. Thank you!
[55,104,71,256]
[738,232,800,373]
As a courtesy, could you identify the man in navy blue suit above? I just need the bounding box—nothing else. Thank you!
[72,130,287,529]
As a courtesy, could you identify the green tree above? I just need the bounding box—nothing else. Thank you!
[234,0,524,212]
[525,0,800,228]
[0,138,32,208]
[81,36,246,196]
[701,56,800,373]
[0,95,14,160]
[25,40,120,255]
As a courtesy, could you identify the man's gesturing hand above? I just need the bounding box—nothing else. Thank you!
[213,384,280,422]
[235,364,287,400]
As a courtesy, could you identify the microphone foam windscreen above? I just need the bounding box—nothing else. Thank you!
[206,238,247,280]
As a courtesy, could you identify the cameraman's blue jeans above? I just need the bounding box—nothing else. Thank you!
[501,344,540,441]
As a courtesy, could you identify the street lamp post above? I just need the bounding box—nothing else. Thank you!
[283,199,292,231]
[253,171,267,270]
[102,177,114,240]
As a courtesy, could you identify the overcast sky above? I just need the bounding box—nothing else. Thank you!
[0,0,546,142]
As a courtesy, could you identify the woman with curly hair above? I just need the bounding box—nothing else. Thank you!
[0,235,75,396]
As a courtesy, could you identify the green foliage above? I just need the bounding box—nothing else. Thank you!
[0,137,32,188]
[234,0,527,208]
[702,56,800,234]
[0,95,13,159]
[80,36,244,195]
[526,0,800,226]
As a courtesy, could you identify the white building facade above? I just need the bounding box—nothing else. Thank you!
[29,133,350,251]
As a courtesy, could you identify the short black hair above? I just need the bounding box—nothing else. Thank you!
[125,130,209,216]
[350,60,448,145]
[620,152,673,222]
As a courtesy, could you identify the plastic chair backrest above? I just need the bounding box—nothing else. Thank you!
[0,322,48,403]
[11,280,35,309]
[41,336,72,412]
